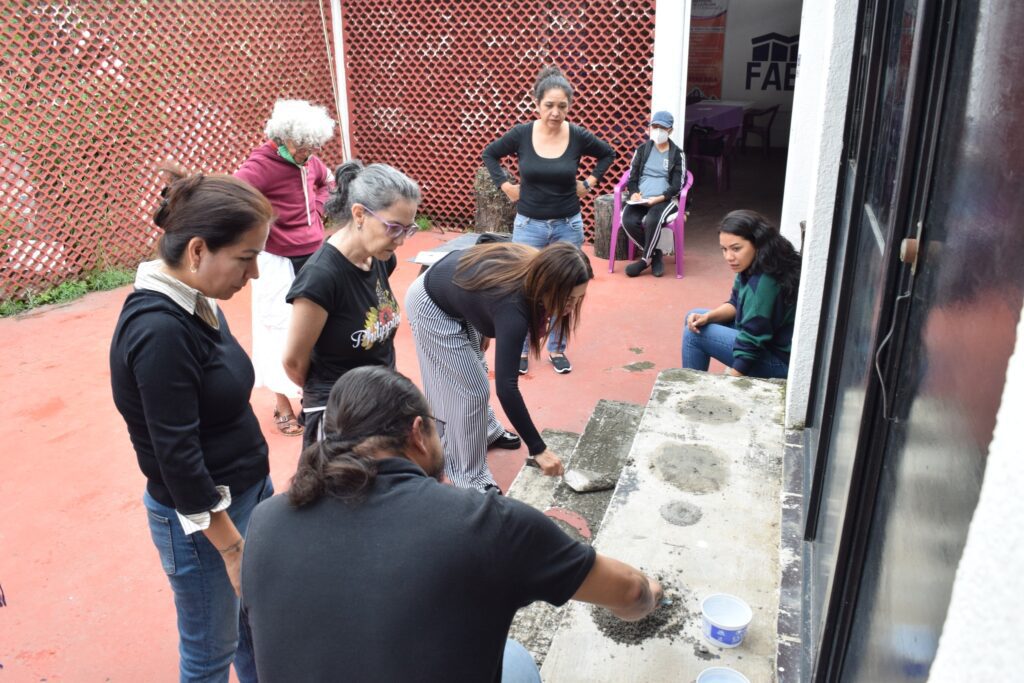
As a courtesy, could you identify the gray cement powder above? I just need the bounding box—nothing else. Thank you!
[590,581,690,646]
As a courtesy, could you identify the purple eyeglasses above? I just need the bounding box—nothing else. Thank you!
[361,206,419,240]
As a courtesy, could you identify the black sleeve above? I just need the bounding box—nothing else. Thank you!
[482,125,524,190]
[576,126,616,182]
[286,257,335,311]
[665,144,684,199]
[626,145,644,195]
[496,497,597,608]
[492,308,546,455]
[123,312,221,514]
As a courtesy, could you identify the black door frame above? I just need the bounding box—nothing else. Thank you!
[807,0,962,679]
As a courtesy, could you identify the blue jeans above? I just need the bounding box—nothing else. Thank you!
[502,639,541,682]
[144,476,274,683]
[681,308,789,379]
[512,212,585,354]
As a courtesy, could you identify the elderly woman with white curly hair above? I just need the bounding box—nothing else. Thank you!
[236,99,335,437]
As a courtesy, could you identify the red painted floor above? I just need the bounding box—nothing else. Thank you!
[0,156,782,678]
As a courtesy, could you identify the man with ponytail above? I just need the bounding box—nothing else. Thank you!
[242,366,663,683]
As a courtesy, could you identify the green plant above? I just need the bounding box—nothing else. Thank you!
[415,214,433,231]
[0,266,135,317]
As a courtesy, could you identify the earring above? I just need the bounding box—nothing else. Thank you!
[190,263,198,273]
[357,223,363,231]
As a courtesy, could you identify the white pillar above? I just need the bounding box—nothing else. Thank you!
[779,0,858,427]
[330,0,352,161]
[652,1,691,147]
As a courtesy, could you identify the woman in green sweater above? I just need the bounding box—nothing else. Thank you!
[682,210,801,378]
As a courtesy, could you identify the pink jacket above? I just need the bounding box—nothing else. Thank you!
[235,141,333,257]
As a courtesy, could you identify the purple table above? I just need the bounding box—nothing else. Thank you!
[684,102,745,136]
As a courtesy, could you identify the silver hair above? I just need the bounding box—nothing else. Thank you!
[263,99,335,147]
[324,162,421,221]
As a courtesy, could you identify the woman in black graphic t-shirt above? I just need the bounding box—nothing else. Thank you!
[284,162,421,448]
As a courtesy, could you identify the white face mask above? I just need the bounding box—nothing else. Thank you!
[650,128,669,145]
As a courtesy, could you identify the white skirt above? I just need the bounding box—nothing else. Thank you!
[250,252,301,398]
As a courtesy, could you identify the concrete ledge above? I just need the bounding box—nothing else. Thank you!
[542,369,786,682]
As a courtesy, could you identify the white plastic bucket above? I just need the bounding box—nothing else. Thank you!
[696,666,751,683]
[700,593,753,648]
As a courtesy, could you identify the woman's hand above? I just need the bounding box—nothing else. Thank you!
[576,180,589,199]
[629,192,643,202]
[687,311,710,334]
[533,450,565,477]
[480,336,492,353]
[502,182,521,202]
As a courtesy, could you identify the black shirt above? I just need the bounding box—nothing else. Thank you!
[286,246,400,405]
[242,458,596,683]
[109,290,269,513]
[482,122,615,219]
[424,249,545,455]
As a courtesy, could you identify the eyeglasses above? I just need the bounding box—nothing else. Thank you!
[425,414,446,439]
[361,206,419,240]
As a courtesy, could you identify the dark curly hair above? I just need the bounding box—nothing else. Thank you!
[719,210,802,305]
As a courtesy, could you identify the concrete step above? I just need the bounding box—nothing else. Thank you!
[507,400,644,667]
[540,369,786,683]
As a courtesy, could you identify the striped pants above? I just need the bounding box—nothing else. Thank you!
[405,274,505,491]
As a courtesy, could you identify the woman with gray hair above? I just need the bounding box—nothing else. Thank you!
[236,99,336,437]
[283,162,421,448]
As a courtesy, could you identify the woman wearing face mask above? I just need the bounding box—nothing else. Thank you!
[283,162,421,448]
[620,111,686,278]
[682,210,801,379]
[482,65,614,376]
[236,99,336,437]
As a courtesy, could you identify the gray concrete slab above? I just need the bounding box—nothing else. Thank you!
[541,369,785,683]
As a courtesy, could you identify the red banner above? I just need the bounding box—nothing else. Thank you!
[687,0,730,100]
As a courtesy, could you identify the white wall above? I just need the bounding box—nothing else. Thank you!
[652,1,691,148]
[779,0,858,428]
[720,0,802,147]
[929,304,1024,680]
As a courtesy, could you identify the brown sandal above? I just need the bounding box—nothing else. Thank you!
[273,409,304,437]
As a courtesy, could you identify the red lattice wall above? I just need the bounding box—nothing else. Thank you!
[0,1,341,301]
[339,0,657,235]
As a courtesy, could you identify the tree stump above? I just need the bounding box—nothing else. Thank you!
[592,193,628,261]
[472,166,515,234]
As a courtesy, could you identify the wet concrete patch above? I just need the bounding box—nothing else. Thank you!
[730,378,754,390]
[650,442,728,494]
[629,346,644,354]
[624,361,655,372]
[676,396,742,424]
[659,500,704,526]
[660,368,699,383]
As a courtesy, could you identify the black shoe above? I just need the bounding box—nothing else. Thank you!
[482,483,504,495]
[549,353,572,374]
[519,355,529,374]
[489,430,522,450]
[625,258,649,278]
[651,249,665,278]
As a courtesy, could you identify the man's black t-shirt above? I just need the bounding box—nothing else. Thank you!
[286,245,399,405]
[242,458,596,682]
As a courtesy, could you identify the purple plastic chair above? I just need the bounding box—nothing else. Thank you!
[608,169,694,279]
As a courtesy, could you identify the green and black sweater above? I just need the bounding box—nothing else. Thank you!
[728,272,795,374]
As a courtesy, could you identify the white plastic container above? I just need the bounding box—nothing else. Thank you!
[696,666,751,683]
[700,593,753,648]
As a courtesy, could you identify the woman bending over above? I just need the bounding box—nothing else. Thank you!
[406,242,594,493]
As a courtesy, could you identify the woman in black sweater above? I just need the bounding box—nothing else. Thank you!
[406,241,594,493]
[110,167,273,682]
[482,65,614,375]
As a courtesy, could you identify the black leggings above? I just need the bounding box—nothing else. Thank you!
[621,200,676,259]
